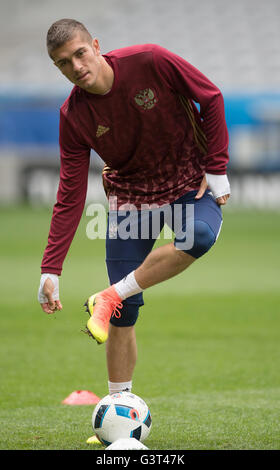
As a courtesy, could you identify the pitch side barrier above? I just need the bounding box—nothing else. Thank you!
[1,92,280,208]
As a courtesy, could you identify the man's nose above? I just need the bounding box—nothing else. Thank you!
[72,58,82,72]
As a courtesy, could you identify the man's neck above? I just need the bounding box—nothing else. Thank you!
[89,56,114,95]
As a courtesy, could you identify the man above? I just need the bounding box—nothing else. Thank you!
[38,19,230,401]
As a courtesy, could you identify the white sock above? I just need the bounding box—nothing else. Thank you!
[108,380,132,395]
[114,271,143,300]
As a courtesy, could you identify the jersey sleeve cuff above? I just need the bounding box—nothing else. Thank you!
[41,267,62,276]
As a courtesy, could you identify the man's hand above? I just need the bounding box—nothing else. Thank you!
[38,273,62,314]
[195,173,230,206]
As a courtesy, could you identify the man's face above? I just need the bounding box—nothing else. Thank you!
[52,32,102,92]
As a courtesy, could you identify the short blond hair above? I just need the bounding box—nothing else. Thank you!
[47,18,92,57]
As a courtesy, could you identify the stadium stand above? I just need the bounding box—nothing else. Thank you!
[1,0,280,90]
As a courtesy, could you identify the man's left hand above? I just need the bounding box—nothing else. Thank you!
[195,174,230,206]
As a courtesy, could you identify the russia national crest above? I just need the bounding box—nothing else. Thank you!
[134,88,157,110]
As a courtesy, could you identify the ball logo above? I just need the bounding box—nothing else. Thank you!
[129,408,140,421]
[134,88,157,110]
[112,393,122,398]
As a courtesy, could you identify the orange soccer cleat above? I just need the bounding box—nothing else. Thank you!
[83,285,123,344]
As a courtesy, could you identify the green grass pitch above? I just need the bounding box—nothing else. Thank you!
[0,205,279,450]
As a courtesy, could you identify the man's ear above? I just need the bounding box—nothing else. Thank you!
[92,38,101,55]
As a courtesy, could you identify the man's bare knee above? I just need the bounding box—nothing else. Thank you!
[173,244,196,268]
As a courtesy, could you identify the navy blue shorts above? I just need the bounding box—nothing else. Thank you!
[106,190,222,327]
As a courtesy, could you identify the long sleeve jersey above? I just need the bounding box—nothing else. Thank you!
[41,44,229,275]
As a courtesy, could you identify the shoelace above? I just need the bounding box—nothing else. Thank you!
[96,296,123,322]
[110,300,123,319]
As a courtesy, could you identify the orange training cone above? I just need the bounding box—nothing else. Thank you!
[62,390,100,405]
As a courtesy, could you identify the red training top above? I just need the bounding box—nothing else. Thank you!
[41,44,229,275]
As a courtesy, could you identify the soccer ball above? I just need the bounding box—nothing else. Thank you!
[92,391,152,446]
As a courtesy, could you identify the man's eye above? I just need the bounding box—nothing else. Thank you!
[77,50,85,57]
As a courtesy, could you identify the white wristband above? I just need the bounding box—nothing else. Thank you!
[205,173,230,199]
[38,273,59,303]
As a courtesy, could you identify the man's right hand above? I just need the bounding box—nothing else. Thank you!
[38,273,63,314]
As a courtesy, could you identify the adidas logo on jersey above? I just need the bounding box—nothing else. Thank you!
[96,125,110,138]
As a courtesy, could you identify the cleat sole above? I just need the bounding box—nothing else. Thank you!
[81,326,102,345]
[83,300,92,316]
[86,317,108,344]
[82,292,108,344]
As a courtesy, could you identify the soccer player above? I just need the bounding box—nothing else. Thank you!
[38,19,230,400]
